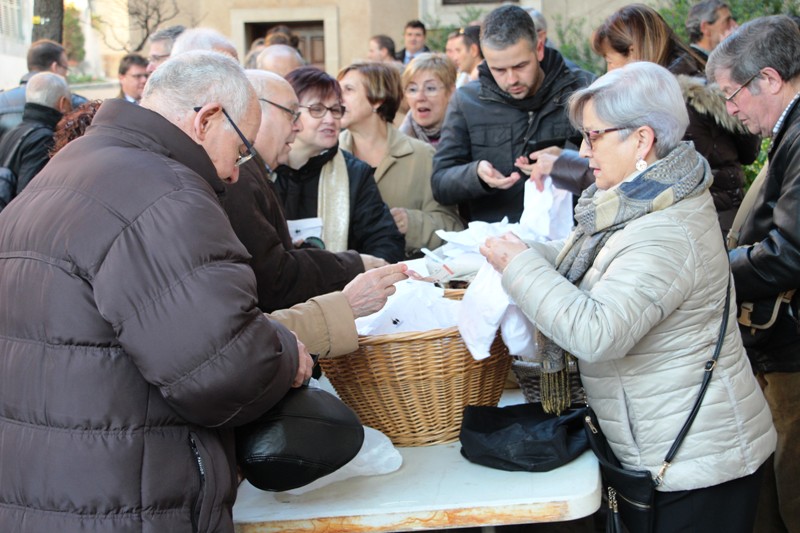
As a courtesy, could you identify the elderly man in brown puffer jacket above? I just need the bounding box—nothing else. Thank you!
[0,51,314,532]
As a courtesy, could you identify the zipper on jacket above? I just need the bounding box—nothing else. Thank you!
[189,435,206,533]
[614,487,652,510]
[585,416,598,434]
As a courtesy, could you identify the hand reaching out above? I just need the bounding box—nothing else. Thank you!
[343,263,409,318]
[477,160,522,190]
[515,146,562,192]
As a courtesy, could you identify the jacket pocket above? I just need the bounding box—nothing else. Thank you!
[470,125,513,168]
[189,432,216,533]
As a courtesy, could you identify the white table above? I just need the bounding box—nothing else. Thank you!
[232,388,601,533]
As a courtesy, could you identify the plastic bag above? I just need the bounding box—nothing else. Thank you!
[285,426,403,494]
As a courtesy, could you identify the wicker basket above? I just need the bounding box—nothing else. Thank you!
[320,290,510,446]
[511,357,585,406]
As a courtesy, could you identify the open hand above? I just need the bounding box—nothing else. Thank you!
[477,160,522,190]
[343,263,409,317]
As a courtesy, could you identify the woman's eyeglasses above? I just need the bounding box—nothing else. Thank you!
[299,103,346,119]
[580,127,625,150]
[404,84,446,98]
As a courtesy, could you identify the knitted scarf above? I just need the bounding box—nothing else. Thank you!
[409,118,442,146]
[538,142,712,414]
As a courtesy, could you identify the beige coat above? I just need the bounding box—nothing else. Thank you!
[502,190,776,492]
[340,126,463,255]
[270,292,358,359]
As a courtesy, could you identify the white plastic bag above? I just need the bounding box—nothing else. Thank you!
[284,426,403,494]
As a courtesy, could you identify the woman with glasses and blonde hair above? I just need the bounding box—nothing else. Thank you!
[482,61,775,533]
[274,66,405,264]
[398,53,457,146]
[338,61,462,257]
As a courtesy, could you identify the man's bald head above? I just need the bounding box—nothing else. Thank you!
[171,28,238,60]
[245,69,302,169]
[255,45,304,77]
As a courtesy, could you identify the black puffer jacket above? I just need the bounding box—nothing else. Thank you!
[0,102,62,211]
[730,98,800,372]
[0,99,298,532]
[274,147,405,263]
[431,47,586,223]
[222,157,363,313]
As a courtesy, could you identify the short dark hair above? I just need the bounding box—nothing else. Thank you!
[371,35,396,58]
[285,66,342,104]
[461,25,483,59]
[118,53,148,76]
[150,25,185,46]
[27,39,66,72]
[482,5,538,52]
[404,20,426,35]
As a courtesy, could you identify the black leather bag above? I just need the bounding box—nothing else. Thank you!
[235,386,364,492]
[459,402,588,472]
[584,407,655,533]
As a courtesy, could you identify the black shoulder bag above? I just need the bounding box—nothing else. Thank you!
[584,275,731,533]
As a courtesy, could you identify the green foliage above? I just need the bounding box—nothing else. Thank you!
[744,138,771,190]
[659,0,800,43]
[63,4,85,64]
[424,7,485,53]
[552,14,604,76]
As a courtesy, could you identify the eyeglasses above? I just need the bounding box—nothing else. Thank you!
[127,73,149,80]
[405,84,446,98]
[260,98,301,124]
[299,103,346,119]
[194,106,257,167]
[580,127,627,150]
[724,71,760,104]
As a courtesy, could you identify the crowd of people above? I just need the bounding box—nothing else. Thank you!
[0,2,797,532]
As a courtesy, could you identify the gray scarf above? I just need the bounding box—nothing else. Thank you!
[538,142,712,414]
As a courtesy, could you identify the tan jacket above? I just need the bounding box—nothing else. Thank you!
[269,291,358,358]
[340,126,463,255]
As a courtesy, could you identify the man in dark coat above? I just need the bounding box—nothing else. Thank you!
[707,16,800,532]
[0,51,312,532]
[0,39,86,141]
[431,5,586,223]
[223,70,375,313]
[0,72,70,211]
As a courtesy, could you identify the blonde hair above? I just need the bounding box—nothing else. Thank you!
[401,53,457,92]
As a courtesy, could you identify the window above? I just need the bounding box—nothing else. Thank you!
[0,0,24,42]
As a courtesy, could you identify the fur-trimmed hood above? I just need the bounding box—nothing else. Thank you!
[677,74,750,134]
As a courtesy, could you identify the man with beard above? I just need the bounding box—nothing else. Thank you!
[431,4,587,222]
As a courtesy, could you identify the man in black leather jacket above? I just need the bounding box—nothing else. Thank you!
[707,16,800,532]
[431,4,586,223]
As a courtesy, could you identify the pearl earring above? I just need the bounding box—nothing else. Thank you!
[636,158,647,172]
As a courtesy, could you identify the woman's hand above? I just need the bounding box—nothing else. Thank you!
[390,207,409,235]
[480,232,529,273]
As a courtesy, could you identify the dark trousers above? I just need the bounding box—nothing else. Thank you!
[650,460,766,533]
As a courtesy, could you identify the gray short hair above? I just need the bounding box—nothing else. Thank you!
[686,0,728,43]
[142,50,253,125]
[482,5,538,52]
[25,72,69,109]
[707,15,800,90]
[568,62,688,158]
[171,28,238,59]
[525,8,548,33]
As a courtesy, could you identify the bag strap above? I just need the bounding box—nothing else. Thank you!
[654,271,732,485]
[727,161,768,250]
[1,123,47,168]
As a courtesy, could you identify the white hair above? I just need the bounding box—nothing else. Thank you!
[255,45,304,75]
[141,50,254,125]
[568,62,689,158]
[25,72,69,109]
[171,28,238,59]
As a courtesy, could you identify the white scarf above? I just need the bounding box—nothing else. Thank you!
[317,149,350,252]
